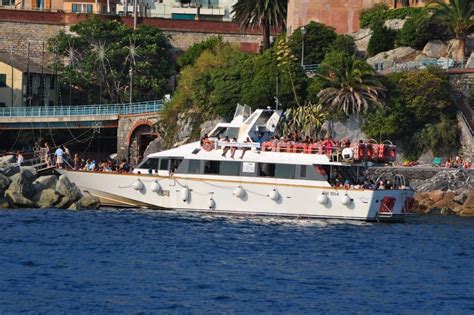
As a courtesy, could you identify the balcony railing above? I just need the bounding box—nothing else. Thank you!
[0,100,163,118]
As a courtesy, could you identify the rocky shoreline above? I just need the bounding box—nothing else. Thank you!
[0,155,100,210]
[367,167,474,217]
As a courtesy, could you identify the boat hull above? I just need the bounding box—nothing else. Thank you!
[58,170,414,222]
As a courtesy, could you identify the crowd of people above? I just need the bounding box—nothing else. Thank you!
[443,156,472,169]
[73,158,132,173]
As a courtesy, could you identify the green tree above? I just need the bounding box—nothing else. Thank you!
[231,0,287,51]
[49,17,174,104]
[287,22,337,65]
[317,56,385,116]
[327,35,356,56]
[363,68,459,159]
[367,22,398,56]
[396,11,450,49]
[427,0,474,62]
[177,36,223,68]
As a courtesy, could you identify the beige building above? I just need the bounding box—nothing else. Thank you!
[0,51,58,107]
[287,0,437,35]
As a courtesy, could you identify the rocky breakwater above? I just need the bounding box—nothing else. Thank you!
[0,155,100,210]
[367,167,474,217]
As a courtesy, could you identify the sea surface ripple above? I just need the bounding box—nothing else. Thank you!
[1,209,474,313]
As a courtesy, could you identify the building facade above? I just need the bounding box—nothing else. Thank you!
[116,0,237,22]
[287,0,436,35]
[0,52,58,107]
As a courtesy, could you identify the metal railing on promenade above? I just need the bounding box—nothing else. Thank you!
[0,100,163,118]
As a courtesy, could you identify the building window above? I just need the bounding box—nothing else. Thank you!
[0,102,5,107]
[72,3,93,13]
[0,74,6,87]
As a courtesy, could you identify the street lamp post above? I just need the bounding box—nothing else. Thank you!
[301,26,306,69]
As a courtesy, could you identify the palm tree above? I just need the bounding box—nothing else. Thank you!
[427,0,474,62]
[231,0,287,51]
[317,56,386,116]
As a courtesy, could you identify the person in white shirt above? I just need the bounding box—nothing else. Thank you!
[17,151,24,167]
[54,147,64,168]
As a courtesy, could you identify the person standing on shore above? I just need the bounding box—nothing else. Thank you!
[54,146,64,169]
[17,151,24,167]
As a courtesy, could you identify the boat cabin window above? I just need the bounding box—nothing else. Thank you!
[204,161,220,174]
[300,165,307,177]
[188,160,201,174]
[209,127,239,139]
[170,158,183,173]
[258,163,275,177]
[159,158,169,171]
[138,157,159,170]
[275,164,296,179]
[220,161,240,176]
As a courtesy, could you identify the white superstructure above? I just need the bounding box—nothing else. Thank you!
[59,105,415,222]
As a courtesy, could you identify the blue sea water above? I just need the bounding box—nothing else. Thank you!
[0,209,474,313]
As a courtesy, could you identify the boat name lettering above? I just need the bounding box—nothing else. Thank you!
[323,191,339,196]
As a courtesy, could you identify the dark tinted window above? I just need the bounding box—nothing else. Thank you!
[170,159,183,172]
[220,161,240,176]
[275,164,295,179]
[159,158,169,170]
[188,160,201,174]
[300,165,307,177]
[204,161,220,174]
[258,163,275,177]
[139,158,159,170]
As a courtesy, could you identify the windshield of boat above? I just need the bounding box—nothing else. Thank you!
[209,127,239,139]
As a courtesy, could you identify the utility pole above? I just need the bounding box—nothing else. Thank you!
[10,47,14,107]
[129,67,133,104]
[133,0,137,30]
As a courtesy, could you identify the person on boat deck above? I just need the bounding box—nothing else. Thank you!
[240,137,252,159]
[230,137,238,158]
[87,160,96,171]
[200,134,208,146]
[221,136,231,157]
[54,146,64,169]
[323,137,335,155]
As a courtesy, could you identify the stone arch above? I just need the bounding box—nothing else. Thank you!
[126,119,159,164]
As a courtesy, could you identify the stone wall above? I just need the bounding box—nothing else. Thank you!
[0,21,65,64]
[116,114,161,163]
[0,10,265,61]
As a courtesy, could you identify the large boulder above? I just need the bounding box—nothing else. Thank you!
[422,40,448,58]
[366,47,418,70]
[56,175,82,202]
[384,19,406,30]
[350,28,372,55]
[0,173,10,191]
[322,115,367,142]
[18,167,37,183]
[0,196,10,208]
[466,52,474,69]
[447,39,460,60]
[33,175,58,193]
[55,195,73,209]
[4,190,34,207]
[32,188,61,209]
[76,192,101,210]
[0,155,15,167]
[143,137,165,158]
[7,171,35,199]
[2,165,20,177]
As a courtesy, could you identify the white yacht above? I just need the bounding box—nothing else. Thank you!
[59,106,415,222]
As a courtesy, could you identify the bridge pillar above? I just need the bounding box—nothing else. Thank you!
[117,114,161,164]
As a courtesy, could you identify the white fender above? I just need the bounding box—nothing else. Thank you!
[269,189,280,201]
[150,181,161,193]
[181,187,189,202]
[208,198,215,210]
[233,187,245,198]
[318,194,328,205]
[132,179,143,191]
[341,194,351,205]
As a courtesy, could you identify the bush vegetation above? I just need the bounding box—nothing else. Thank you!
[396,11,451,49]
[363,68,459,159]
[367,22,398,56]
[360,3,422,29]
